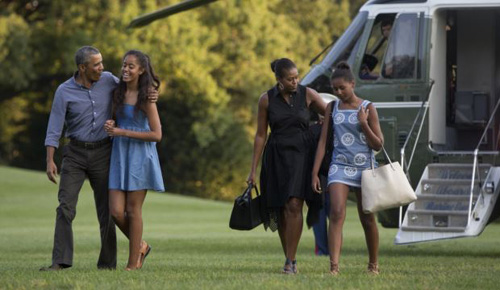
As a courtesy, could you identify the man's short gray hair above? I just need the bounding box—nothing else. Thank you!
[75,46,100,67]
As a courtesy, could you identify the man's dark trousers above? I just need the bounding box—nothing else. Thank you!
[51,142,117,269]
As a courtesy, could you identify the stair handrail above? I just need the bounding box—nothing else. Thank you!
[400,80,435,174]
[427,143,499,156]
[398,80,434,227]
[467,96,500,227]
[467,149,479,228]
[474,97,500,151]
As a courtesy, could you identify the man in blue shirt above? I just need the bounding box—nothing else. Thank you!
[41,46,157,271]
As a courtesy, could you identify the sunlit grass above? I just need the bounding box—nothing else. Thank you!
[1,165,499,289]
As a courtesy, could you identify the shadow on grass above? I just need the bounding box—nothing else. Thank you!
[161,236,500,259]
[379,247,500,258]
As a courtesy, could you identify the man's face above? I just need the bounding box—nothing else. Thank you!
[381,24,392,39]
[81,53,104,82]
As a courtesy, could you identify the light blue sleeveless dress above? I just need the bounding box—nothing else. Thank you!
[108,104,165,192]
[327,100,377,188]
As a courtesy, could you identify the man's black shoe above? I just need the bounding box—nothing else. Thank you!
[39,264,65,271]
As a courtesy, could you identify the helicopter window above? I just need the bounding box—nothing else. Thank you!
[382,13,419,79]
[302,12,367,94]
[359,14,396,80]
[321,11,368,72]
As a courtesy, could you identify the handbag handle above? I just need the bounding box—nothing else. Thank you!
[237,183,260,206]
[245,182,260,196]
[251,183,260,197]
[369,146,395,174]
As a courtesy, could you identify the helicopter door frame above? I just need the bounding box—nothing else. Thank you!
[428,8,447,147]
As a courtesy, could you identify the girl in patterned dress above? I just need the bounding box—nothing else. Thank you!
[311,62,384,275]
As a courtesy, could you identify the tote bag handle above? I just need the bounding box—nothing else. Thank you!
[369,146,395,174]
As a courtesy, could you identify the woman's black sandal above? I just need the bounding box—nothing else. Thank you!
[282,258,294,274]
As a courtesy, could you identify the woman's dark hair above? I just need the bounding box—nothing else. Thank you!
[270,58,296,78]
[113,50,160,116]
[331,61,355,82]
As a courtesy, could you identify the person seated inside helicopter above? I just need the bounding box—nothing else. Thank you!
[380,19,415,79]
[381,19,393,41]
[380,19,396,78]
[359,18,394,80]
[359,54,379,80]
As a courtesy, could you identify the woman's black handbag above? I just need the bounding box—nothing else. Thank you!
[229,184,262,230]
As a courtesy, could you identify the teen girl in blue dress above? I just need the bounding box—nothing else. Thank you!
[104,50,164,270]
[312,62,384,275]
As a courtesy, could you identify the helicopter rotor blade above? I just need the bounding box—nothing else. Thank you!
[128,0,218,29]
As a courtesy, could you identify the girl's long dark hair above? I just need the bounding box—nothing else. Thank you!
[113,50,160,117]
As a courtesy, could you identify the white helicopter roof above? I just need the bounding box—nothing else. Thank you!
[362,0,500,16]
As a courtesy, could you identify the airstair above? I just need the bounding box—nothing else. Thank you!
[394,163,500,244]
[393,82,500,244]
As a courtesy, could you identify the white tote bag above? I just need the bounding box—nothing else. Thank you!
[361,147,417,214]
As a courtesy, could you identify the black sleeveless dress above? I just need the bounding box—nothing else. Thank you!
[260,84,321,231]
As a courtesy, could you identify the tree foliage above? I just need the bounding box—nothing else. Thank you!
[0,0,354,199]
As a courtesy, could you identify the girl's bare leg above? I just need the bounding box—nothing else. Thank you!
[125,190,147,269]
[109,189,129,238]
[328,183,350,271]
[355,190,379,267]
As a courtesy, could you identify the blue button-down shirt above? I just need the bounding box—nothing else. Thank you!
[45,71,119,148]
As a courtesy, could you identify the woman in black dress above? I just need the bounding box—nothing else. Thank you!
[247,58,326,274]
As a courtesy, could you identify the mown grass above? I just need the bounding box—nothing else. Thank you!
[1,165,499,289]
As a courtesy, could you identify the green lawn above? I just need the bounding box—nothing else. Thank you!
[1,165,499,289]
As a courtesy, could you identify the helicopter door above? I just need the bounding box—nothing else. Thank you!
[443,9,499,151]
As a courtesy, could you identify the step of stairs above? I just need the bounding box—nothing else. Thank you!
[420,179,480,196]
[405,209,468,229]
[427,164,490,180]
[401,225,467,232]
[413,194,477,211]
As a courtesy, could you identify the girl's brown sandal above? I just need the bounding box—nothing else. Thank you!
[367,262,379,275]
[330,261,339,276]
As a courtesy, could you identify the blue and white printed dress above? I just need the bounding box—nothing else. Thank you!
[108,104,165,192]
[327,100,377,188]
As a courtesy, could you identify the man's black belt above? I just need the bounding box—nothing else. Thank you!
[70,138,111,150]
